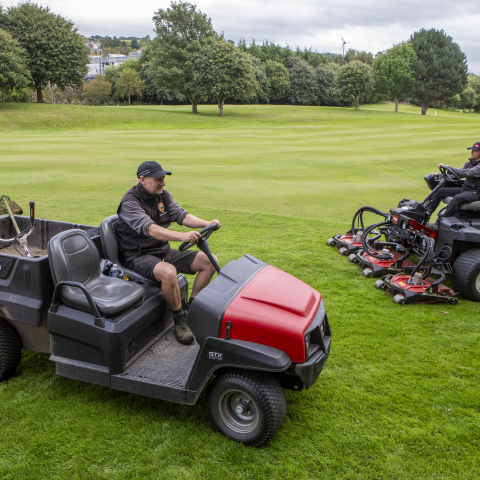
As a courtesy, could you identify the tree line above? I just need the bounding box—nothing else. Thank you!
[0,1,474,116]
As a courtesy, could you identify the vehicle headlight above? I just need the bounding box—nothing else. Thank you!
[305,333,311,350]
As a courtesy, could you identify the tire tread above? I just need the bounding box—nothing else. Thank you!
[0,319,21,381]
[206,369,286,447]
[451,248,480,301]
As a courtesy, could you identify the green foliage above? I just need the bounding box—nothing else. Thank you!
[239,39,326,68]
[131,38,139,50]
[248,55,270,103]
[264,60,290,101]
[140,63,185,104]
[187,40,258,115]
[336,60,375,109]
[460,87,476,112]
[286,56,317,105]
[335,49,375,66]
[83,75,112,105]
[114,68,143,104]
[150,0,219,112]
[0,2,89,103]
[315,64,342,106]
[373,43,417,112]
[410,28,468,115]
[0,28,30,96]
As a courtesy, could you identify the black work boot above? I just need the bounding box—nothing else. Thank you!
[173,310,195,345]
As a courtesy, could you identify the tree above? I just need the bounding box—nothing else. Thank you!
[83,75,112,105]
[460,87,476,112]
[286,56,317,105]
[140,63,185,104]
[264,60,290,101]
[410,29,468,115]
[0,3,89,103]
[187,40,258,116]
[150,1,219,113]
[115,68,143,104]
[316,64,341,106]
[249,55,270,103]
[131,38,139,50]
[373,43,416,112]
[335,49,374,66]
[0,28,30,102]
[336,61,375,110]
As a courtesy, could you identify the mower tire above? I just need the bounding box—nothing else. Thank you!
[451,249,480,302]
[0,319,21,382]
[205,368,286,447]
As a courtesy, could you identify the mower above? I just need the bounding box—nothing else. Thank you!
[0,204,331,447]
[329,165,480,304]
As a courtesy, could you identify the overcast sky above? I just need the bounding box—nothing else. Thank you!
[20,0,479,73]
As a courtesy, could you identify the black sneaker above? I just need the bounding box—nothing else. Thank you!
[426,222,439,232]
[173,310,195,345]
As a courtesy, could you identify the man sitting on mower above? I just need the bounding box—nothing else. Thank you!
[427,141,480,230]
[117,161,221,345]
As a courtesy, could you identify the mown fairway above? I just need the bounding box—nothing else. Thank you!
[1,103,479,479]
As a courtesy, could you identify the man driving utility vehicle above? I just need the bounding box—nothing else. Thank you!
[117,161,221,345]
[426,141,480,231]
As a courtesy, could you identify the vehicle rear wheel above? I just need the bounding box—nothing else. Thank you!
[205,369,286,447]
[0,319,21,381]
[452,249,480,301]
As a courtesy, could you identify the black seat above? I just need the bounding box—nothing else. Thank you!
[48,229,144,317]
[99,214,159,285]
[443,196,480,211]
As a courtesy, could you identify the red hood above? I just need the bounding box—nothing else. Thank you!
[221,265,321,362]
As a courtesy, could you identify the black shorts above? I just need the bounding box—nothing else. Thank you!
[124,249,199,281]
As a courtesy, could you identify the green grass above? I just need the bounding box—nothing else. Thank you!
[0,102,479,479]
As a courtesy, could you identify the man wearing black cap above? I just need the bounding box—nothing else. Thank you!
[426,141,480,230]
[116,161,221,345]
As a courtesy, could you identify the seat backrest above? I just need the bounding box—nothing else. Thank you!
[48,229,101,286]
[100,214,121,265]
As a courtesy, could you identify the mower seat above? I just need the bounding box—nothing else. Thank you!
[99,214,160,286]
[48,229,145,317]
[443,197,480,211]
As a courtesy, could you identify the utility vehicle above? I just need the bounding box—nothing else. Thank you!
[0,210,330,446]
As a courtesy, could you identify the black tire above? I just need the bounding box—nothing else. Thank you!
[0,318,21,381]
[451,248,480,301]
[205,369,286,447]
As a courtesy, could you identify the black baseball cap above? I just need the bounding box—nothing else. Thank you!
[467,142,480,151]
[136,161,172,178]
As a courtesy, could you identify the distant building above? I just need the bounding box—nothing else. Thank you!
[85,41,101,54]
[86,54,128,79]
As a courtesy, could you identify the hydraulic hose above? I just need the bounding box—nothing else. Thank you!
[350,206,389,235]
[361,220,393,259]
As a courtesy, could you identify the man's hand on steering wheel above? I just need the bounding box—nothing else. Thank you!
[207,219,221,230]
[181,231,202,244]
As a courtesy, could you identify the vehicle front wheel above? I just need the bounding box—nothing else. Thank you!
[451,248,480,302]
[0,319,21,382]
[205,369,286,447]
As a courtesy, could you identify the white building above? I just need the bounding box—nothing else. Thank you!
[86,54,128,78]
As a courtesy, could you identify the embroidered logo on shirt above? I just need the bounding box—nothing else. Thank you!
[158,203,165,213]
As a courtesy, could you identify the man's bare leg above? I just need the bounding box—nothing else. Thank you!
[189,252,218,299]
[153,261,182,310]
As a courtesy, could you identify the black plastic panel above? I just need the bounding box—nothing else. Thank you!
[187,255,267,347]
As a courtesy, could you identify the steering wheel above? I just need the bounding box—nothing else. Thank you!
[439,165,462,181]
[179,223,218,251]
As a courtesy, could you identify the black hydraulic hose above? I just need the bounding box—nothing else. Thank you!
[350,206,389,235]
[408,234,434,280]
[362,220,393,259]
